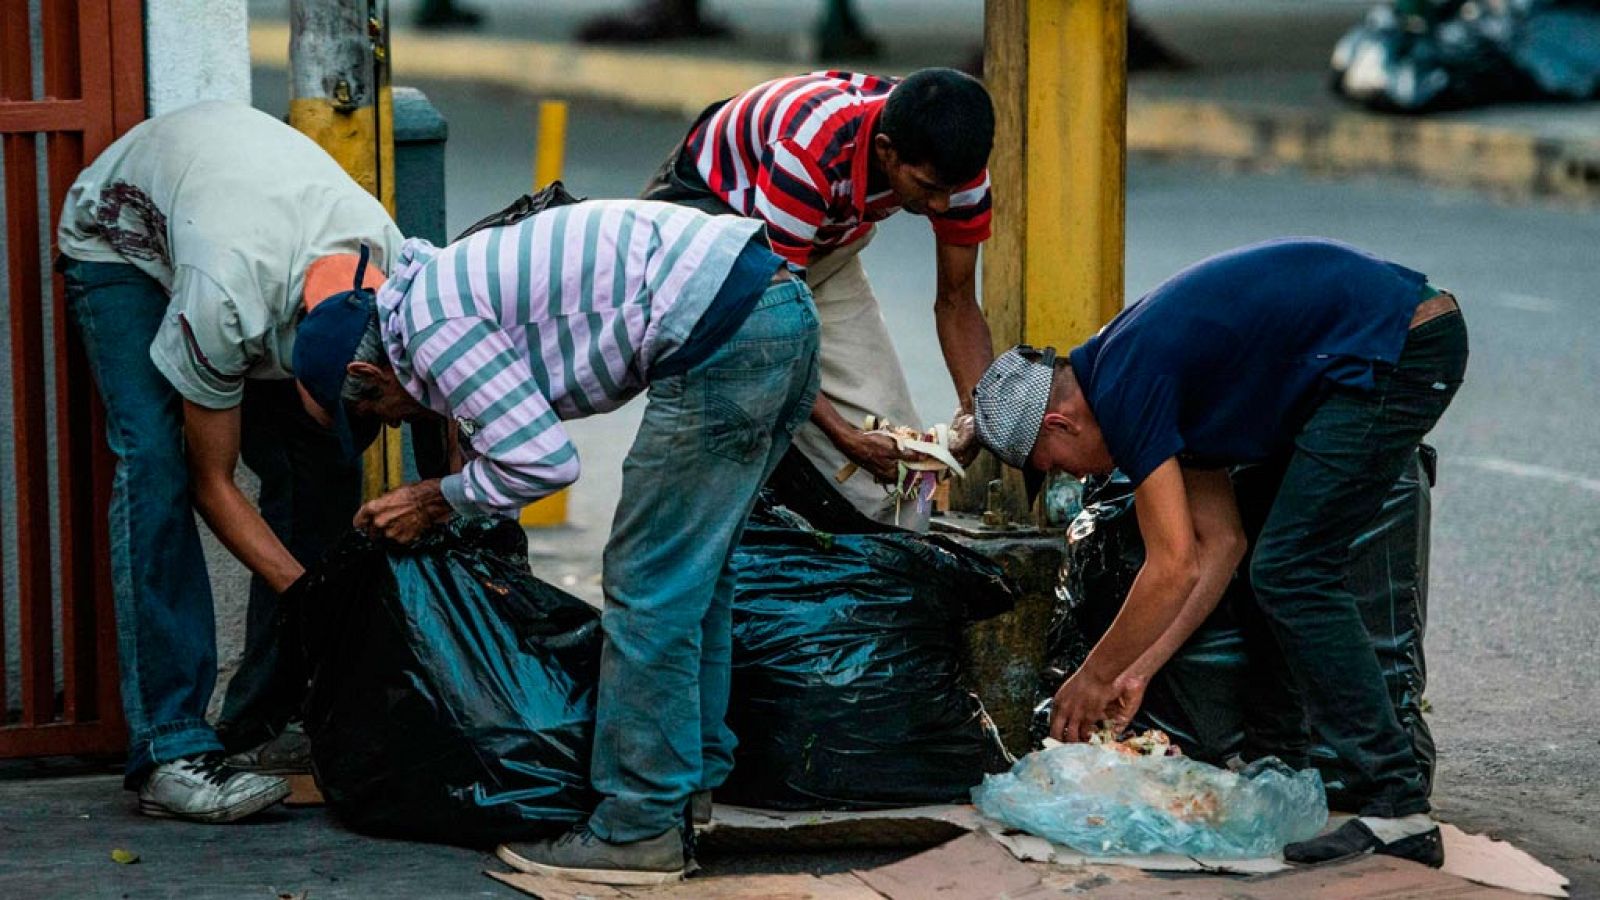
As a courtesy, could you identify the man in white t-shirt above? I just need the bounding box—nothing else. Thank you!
[56,101,402,823]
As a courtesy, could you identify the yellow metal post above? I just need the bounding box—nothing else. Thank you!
[289,0,403,500]
[964,0,1127,519]
[533,101,569,189]
[520,100,572,528]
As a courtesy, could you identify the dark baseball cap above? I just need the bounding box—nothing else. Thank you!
[293,245,385,461]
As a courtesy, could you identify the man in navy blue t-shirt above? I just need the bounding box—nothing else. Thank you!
[972,238,1468,868]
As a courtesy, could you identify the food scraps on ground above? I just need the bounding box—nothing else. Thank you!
[1079,725,1222,825]
[1088,723,1185,758]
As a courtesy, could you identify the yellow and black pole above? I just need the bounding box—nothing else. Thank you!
[961,0,1128,521]
[289,0,403,500]
[520,100,573,528]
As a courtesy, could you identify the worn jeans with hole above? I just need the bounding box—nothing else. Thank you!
[1244,310,1468,818]
[62,258,358,784]
[587,279,820,843]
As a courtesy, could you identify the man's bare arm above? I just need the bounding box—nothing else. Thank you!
[183,400,305,594]
[1126,468,1247,684]
[932,241,992,411]
[1051,459,1199,741]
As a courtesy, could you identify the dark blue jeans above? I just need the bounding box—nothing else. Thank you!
[62,259,357,783]
[1244,309,1468,818]
[587,278,821,842]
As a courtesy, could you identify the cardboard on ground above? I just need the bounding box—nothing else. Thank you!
[487,804,1569,899]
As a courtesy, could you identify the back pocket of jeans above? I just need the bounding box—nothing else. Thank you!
[704,360,792,464]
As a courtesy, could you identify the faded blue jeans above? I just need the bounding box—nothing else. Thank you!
[588,277,820,843]
[62,258,357,784]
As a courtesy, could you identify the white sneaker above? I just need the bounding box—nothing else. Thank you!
[138,753,291,823]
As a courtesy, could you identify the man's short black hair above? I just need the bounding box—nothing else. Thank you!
[878,68,995,187]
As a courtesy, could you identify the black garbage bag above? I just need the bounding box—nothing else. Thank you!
[1301,449,1436,802]
[300,518,600,845]
[1331,1,1600,112]
[453,179,583,242]
[1510,4,1600,98]
[720,454,1017,810]
[1041,447,1436,803]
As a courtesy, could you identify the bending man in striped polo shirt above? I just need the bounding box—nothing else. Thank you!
[292,199,819,884]
[644,68,995,529]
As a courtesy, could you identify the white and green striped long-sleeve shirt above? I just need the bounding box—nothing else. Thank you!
[376,199,765,517]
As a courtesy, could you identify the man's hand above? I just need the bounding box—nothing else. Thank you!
[1049,667,1148,743]
[948,410,980,467]
[841,429,919,483]
[354,478,454,544]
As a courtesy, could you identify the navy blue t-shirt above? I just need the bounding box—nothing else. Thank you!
[1068,238,1429,486]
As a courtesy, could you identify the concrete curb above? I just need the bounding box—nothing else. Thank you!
[251,22,1600,204]
[1130,94,1600,204]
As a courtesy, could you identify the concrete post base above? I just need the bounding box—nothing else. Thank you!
[941,517,1066,755]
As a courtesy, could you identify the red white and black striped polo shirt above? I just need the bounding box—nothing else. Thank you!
[685,71,992,267]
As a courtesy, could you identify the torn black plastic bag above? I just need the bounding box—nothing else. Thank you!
[721,454,1017,810]
[1042,446,1436,802]
[299,518,600,845]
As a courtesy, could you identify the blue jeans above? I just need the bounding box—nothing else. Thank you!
[62,259,357,784]
[587,278,820,842]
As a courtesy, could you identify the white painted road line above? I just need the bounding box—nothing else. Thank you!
[1452,456,1600,496]
[1492,293,1563,313]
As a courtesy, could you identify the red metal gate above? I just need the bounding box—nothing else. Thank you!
[0,0,144,758]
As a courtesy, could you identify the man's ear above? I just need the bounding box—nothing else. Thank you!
[1041,410,1082,437]
[873,132,898,166]
[347,360,387,382]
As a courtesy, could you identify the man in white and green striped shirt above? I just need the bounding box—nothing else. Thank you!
[294,198,820,882]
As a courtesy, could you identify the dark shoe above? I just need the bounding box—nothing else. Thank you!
[497,825,687,885]
[224,721,311,774]
[1284,818,1445,868]
[690,790,712,825]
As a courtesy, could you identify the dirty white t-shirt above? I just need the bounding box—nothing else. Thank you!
[57,101,403,409]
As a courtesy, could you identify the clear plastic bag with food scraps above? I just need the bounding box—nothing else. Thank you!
[972,730,1328,858]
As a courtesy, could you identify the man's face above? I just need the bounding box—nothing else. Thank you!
[1027,412,1116,479]
[873,135,956,217]
[296,363,430,433]
[352,372,431,428]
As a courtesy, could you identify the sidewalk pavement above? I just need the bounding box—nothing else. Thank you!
[247,0,1600,203]
[0,768,1563,899]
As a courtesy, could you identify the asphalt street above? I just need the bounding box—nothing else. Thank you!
[239,70,1599,893]
[249,0,1371,72]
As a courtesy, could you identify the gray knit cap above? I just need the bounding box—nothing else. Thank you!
[973,345,1057,470]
